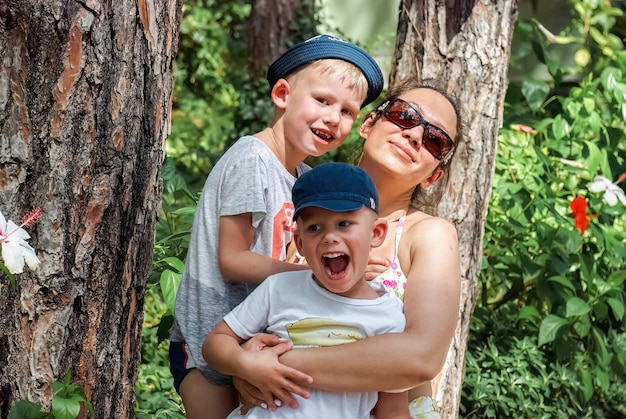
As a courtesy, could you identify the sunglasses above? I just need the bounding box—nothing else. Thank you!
[378,98,455,164]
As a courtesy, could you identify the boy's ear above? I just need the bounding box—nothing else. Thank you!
[271,79,290,109]
[370,218,388,248]
[421,166,444,188]
[293,228,304,254]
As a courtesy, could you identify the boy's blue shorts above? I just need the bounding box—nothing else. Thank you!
[169,341,193,393]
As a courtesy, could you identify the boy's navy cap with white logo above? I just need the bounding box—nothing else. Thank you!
[266,34,384,108]
[292,162,379,220]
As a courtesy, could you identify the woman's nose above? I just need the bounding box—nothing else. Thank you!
[403,125,425,149]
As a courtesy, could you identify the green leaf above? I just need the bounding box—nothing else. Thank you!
[0,263,17,289]
[160,257,185,274]
[8,400,46,419]
[566,297,591,317]
[579,368,594,402]
[607,270,626,287]
[551,115,571,140]
[51,394,82,419]
[160,268,182,314]
[547,276,576,293]
[594,366,610,392]
[583,140,603,173]
[572,315,591,338]
[172,207,197,216]
[160,157,178,181]
[521,77,550,111]
[538,315,568,346]
[607,297,625,320]
[591,327,610,366]
[593,301,609,320]
[582,97,595,114]
[600,66,622,90]
[517,305,541,325]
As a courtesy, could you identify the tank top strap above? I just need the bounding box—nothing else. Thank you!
[393,215,406,259]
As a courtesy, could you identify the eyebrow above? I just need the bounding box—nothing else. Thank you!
[405,99,453,137]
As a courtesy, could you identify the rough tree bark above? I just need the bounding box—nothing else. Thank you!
[0,0,182,417]
[390,0,518,416]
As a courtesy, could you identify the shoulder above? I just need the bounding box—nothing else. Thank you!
[405,212,457,239]
[211,137,277,178]
[225,136,272,161]
[402,212,458,254]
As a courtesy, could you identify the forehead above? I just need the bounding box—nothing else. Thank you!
[398,88,457,138]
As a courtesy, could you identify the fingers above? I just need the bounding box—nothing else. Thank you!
[241,333,286,352]
[268,341,295,357]
[365,256,390,281]
[234,378,282,412]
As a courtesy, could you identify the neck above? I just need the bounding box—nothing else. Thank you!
[255,127,305,176]
[361,166,413,219]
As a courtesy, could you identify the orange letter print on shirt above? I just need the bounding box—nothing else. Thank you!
[272,202,296,260]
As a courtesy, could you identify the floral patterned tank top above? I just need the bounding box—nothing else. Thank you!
[371,215,407,301]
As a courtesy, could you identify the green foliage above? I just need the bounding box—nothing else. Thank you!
[168,0,251,186]
[8,371,93,419]
[151,157,198,343]
[135,286,185,418]
[462,305,626,418]
[464,0,626,416]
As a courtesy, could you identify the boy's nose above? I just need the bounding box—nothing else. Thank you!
[322,229,339,243]
[324,107,341,124]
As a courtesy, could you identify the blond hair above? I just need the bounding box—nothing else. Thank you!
[287,59,368,103]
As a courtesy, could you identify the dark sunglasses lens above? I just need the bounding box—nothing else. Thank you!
[423,128,453,160]
[386,101,421,128]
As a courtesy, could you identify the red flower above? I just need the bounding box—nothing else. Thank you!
[570,196,589,234]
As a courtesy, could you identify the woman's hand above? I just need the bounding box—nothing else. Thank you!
[235,334,313,410]
[365,255,390,281]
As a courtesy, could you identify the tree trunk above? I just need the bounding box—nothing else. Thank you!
[0,0,182,417]
[390,0,518,416]
[248,0,316,78]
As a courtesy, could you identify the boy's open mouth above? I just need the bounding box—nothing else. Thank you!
[312,128,334,143]
[323,252,349,278]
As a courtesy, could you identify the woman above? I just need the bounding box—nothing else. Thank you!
[228,80,463,417]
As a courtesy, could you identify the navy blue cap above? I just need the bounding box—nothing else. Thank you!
[292,162,379,220]
[267,34,384,108]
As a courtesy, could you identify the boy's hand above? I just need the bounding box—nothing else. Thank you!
[236,334,313,410]
[365,256,390,281]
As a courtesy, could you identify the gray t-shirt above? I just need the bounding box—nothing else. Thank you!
[170,136,309,384]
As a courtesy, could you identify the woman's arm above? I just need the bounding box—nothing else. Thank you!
[279,217,461,392]
[218,214,308,284]
[375,391,410,419]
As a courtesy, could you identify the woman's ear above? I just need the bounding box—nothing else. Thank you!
[370,218,388,248]
[421,166,444,188]
[359,112,377,138]
[271,79,290,109]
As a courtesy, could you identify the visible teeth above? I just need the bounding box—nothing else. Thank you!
[324,253,344,259]
[313,129,332,140]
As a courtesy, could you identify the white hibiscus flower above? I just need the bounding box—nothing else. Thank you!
[588,176,626,207]
[0,209,41,274]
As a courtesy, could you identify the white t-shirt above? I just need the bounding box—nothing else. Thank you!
[224,270,406,419]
